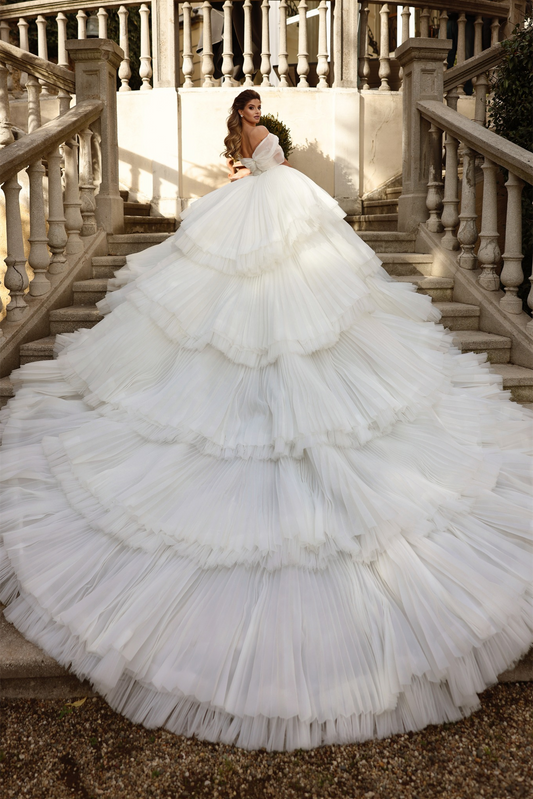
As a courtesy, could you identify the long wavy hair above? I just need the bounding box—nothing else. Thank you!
[222,90,261,161]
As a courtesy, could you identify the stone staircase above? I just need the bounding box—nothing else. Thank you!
[1,194,533,697]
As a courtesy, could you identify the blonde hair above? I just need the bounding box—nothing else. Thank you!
[222,89,261,161]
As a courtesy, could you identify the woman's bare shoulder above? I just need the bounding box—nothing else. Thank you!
[250,126,270,146]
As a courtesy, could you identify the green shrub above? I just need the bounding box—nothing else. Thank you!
[259,114,294,160]
[487,22,533,313]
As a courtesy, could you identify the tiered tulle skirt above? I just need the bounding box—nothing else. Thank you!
[1,164,532,751]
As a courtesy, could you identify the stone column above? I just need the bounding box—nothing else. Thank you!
[395,38,451,233]
[66,39,124,234]
[333,0,359,88]
[151,0,178,88]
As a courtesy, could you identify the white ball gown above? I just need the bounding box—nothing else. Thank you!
[0,133,532,752]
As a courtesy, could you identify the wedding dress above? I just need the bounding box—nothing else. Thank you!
[1,133,532,751]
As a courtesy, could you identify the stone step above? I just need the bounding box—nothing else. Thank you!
[119,189,128,202]
[0,605,92,699]
[452,330,512,364]
[124,216,176,234]
[377,252,434,276]
[394,274,454,302]
[361,199,399,215]
[357,231,417,253]
[72,278,109,305]
[124,201,151,217]
[49,305,103,334]
[19,336,57,365]
[491,363,533,403]
[0,376,13,409]
[433,301,480,331]
[386,186,402,199]
[108,232,171,256]
[347,213,398,232]
[92,255,126,279]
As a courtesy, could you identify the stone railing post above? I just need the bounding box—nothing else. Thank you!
[66,39,124,235]
[395,38,451,234]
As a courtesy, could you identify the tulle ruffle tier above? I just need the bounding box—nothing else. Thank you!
[1,162,532,751]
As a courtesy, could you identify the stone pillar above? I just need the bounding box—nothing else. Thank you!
[395,38,451,233]
[151,0,178,88]
[333,0,359,88]
[66,39,124,234]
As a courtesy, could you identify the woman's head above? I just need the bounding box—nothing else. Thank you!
[223,90,261,161]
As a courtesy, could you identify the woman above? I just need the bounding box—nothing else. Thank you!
[0,90,531,752]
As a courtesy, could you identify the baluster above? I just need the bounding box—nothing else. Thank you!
[17,18,29,94]
[491,18,500,46]
[182,2,194,88]
[57,13,68,68]
[0,62,14,147]
[474,15,483,57]
[63,136,84,257]
[420,8,430,37]
[0,23,13,99]
[222,0,235,86]
[500,173,524,314]
[474,71,488,126]
[317,0,329,89]
[456,12,466,94]
[242,0,254,87]
[3,176,29,321]
[401,5,411,41]
[98,7,108,38]
[398,5,411,90]
[457,145,478,269]
[79,127,98,236]
[297,0,310,88]
[379,4,390,91]
[278,0,289,88]
[358,3,370,90]
[426,123,443,233]
[260,0,271,87]
[477,157,501,291]
[77,10,87,39]
[202,1,216,87]
[118,6,132,91]
[441,132,459,249]
[47,146,68,274]
[439,10,448,38]
[36,16,53,95]
[26,78,51,297]
[26,75,42,140]
[139,5,153,90]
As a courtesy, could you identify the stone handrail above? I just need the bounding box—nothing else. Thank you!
[0,99,103,184]
[0,40,74,93]
[418,99,533,184]
[0,37,123,367]
[397,37,533,340]
[443,42,503,91]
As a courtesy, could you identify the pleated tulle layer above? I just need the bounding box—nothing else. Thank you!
[1,155,532,751]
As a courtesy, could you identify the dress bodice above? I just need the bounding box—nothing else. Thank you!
[240,132,286,176]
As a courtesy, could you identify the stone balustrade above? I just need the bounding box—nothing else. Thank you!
[0,38,123,333]
[357,0,508,91]
[0,0,153,92]
[0,1,512,92]
[396,38,533,331]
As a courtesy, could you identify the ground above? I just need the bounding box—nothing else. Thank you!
[0,683,532,799]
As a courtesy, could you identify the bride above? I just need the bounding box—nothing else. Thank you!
[0,89,532,752]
